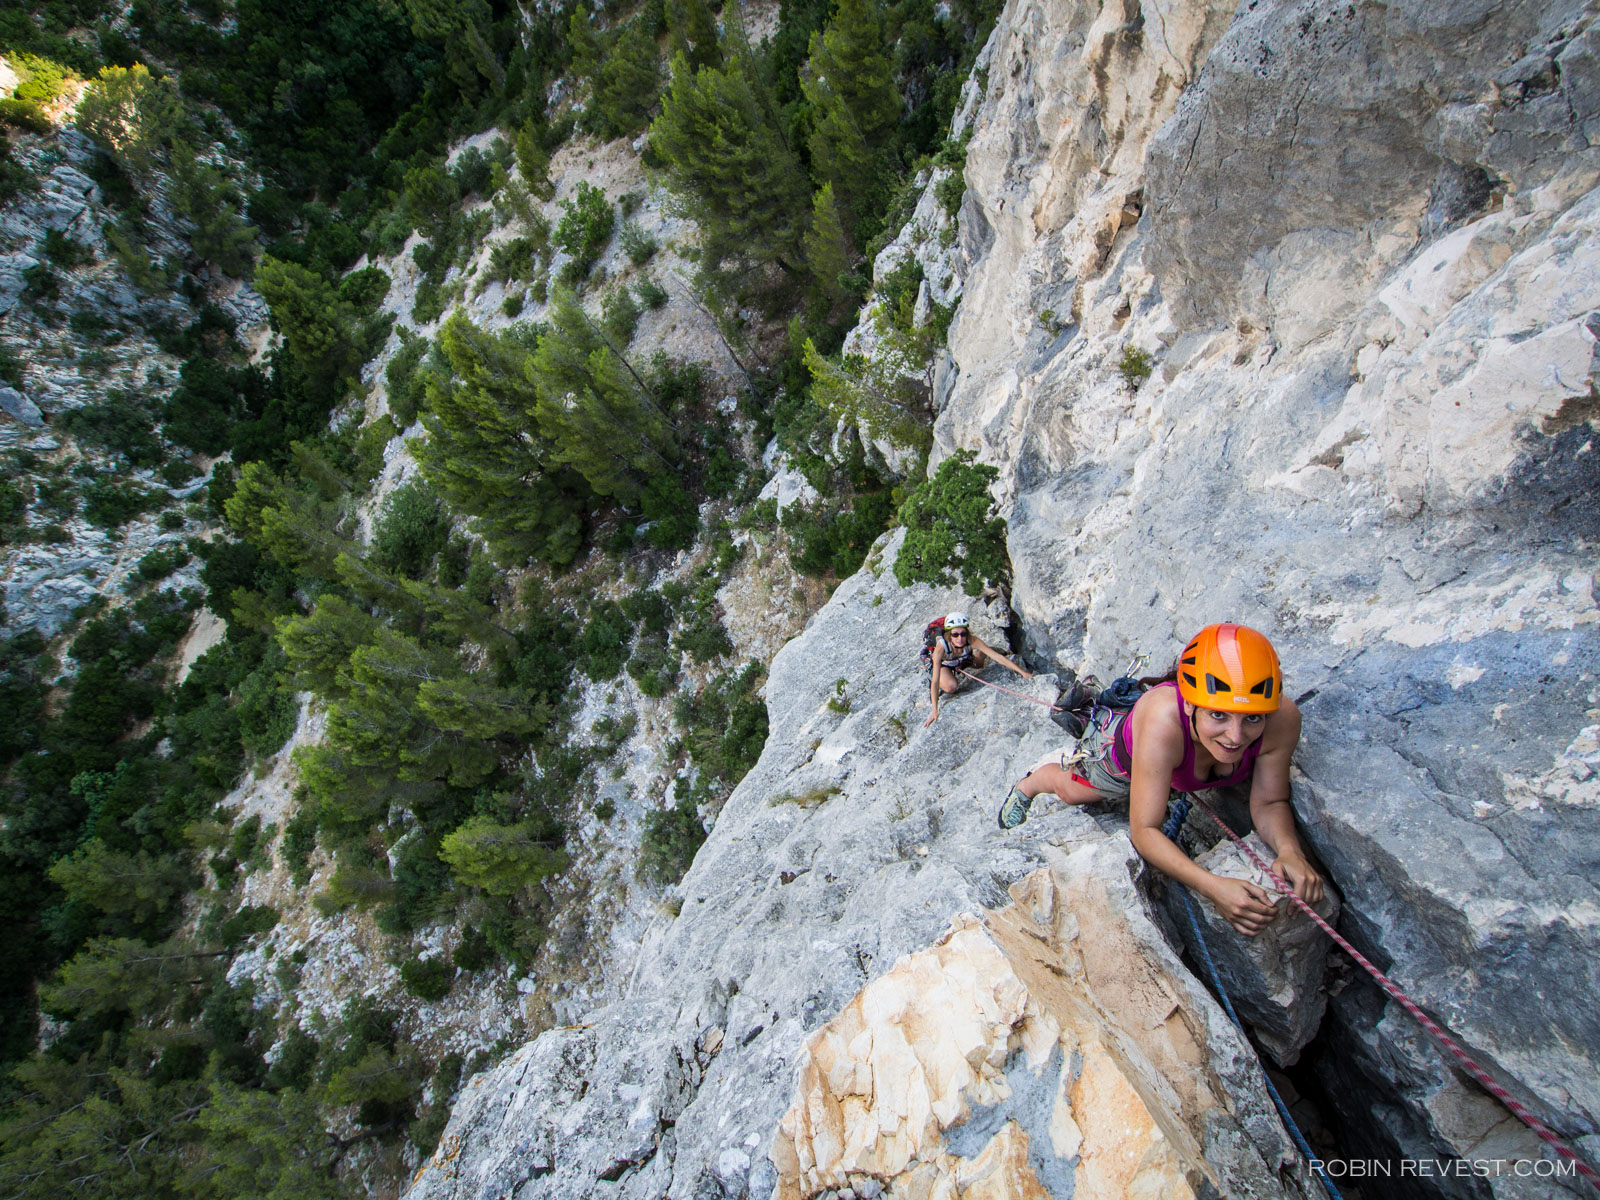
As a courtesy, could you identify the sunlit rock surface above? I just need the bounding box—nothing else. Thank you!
[406,0,1600,1194]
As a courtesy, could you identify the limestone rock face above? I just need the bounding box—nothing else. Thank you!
[775,854,1313,1200]
[407,0,1600,1193]
[406,533,1328,1200]
[1163,826,1339,1067]
[936,0,1600,1188]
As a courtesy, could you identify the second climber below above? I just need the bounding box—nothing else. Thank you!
[997,623,1324,936]
[924,611,1034,727]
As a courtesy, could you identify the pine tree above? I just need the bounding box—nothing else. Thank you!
[513,119,555,199]
[667,0,722,73]
[803,182,853,318]
[404,0,505,94]
[412,311,592,567]
[253,258,364,392]
[567,3,603,84]
[801,0,900,236]
[529,287,679,505]
[225,460,356,577]
[41,936,226,1019]
[168,141,258,277]
[802,335,930,454]
[74,64,182,180]
[276,594,383,699]
[591,20,663,139]
[650,52,810,273]
[186,1078,342,1200]
[46,840,193,928]
[439,815,569,895]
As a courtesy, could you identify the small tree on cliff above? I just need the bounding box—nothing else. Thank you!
[894,451,1008,596]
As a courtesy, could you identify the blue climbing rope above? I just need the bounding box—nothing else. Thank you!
[1162,796,1345,1200]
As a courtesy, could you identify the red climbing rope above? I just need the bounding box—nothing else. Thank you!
[955,667,1063,710]
[1182,790,1600,1193]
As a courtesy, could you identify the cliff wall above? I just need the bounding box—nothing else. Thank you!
[405,0,1600,1196]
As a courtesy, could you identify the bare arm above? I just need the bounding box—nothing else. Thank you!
[970,636,1033,680]
[1125,695,1280,936]
[1245,700,1324,905]
[924,643,946,726]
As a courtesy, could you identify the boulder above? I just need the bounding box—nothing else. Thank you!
[0,386,42,427]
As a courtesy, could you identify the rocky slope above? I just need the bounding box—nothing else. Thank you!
[405,0,1600,1196]
[408,541,1332,1200]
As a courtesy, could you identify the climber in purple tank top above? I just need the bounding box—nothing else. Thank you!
[996,624,1325,937]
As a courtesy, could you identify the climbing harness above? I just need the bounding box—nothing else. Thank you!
[1161,796,1346,1200]
[1164,794,1600,1193]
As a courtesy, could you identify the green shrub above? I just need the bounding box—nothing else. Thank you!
[43,229,93,269]
[555,181,614,283]
[371,481,448,579]
[399,955,453,1002]
[385,331,432,426]
[0,343,23,386]
[81,479,158,529]
[280,809,318,887]
[452,926,495,972]
[674,610,731,664]
[620,588,670,634]
[159,459,199,487]
[783,489,894,580]
[1118,345,1154,388]
[935,167,965,219]
[627,635,677,697]
[218,903,279,947]
[136,545,191,581]
[576,600,631,682]
[893,450,1008,596]
[634,277,668,310]
[451,146,492,198]
[619,219,657,267]
[638,797,705,886]
[57,395,164,466]
[602,286,640,344]
[338,266,391,313]
[641,474,698,550]
[235,651,298,757]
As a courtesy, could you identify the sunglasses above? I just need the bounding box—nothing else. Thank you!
[949,630,969,639]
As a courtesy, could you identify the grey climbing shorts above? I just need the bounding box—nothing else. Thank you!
[1026,709,1132,802]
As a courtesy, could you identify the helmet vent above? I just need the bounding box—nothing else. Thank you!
[1205,673,1231,695]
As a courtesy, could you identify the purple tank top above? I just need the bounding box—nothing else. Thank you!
[1113,681,1263,791]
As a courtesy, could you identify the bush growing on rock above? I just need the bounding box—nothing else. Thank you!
[893,450,1007,596]
[399,954,454,1002]
[639,796,706,886]
[555,181,615,283]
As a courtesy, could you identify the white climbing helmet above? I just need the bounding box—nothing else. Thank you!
[945,611,970,629]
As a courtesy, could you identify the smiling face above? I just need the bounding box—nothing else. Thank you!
[947,628,970,647]
[1194,705,1268,764]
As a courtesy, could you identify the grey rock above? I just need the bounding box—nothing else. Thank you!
[1144,0,1600,346]
[407,533,1326,1200]
[0,386,43,427]
[1162,823,1340,1067]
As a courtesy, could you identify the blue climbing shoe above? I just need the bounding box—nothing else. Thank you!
[997,785,1033,830]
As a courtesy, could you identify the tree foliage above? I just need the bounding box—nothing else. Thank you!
[893,450,1008,595]
[412,310,591,567]
[439,816,568,895]
[650,49,810,274]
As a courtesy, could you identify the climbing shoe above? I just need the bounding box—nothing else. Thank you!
[997,785,1033,830]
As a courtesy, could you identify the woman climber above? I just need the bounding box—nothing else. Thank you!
[996,623,1324,936]
[923,611,1034,727]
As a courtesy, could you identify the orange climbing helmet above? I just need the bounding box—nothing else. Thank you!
[1177,623,1282,713]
